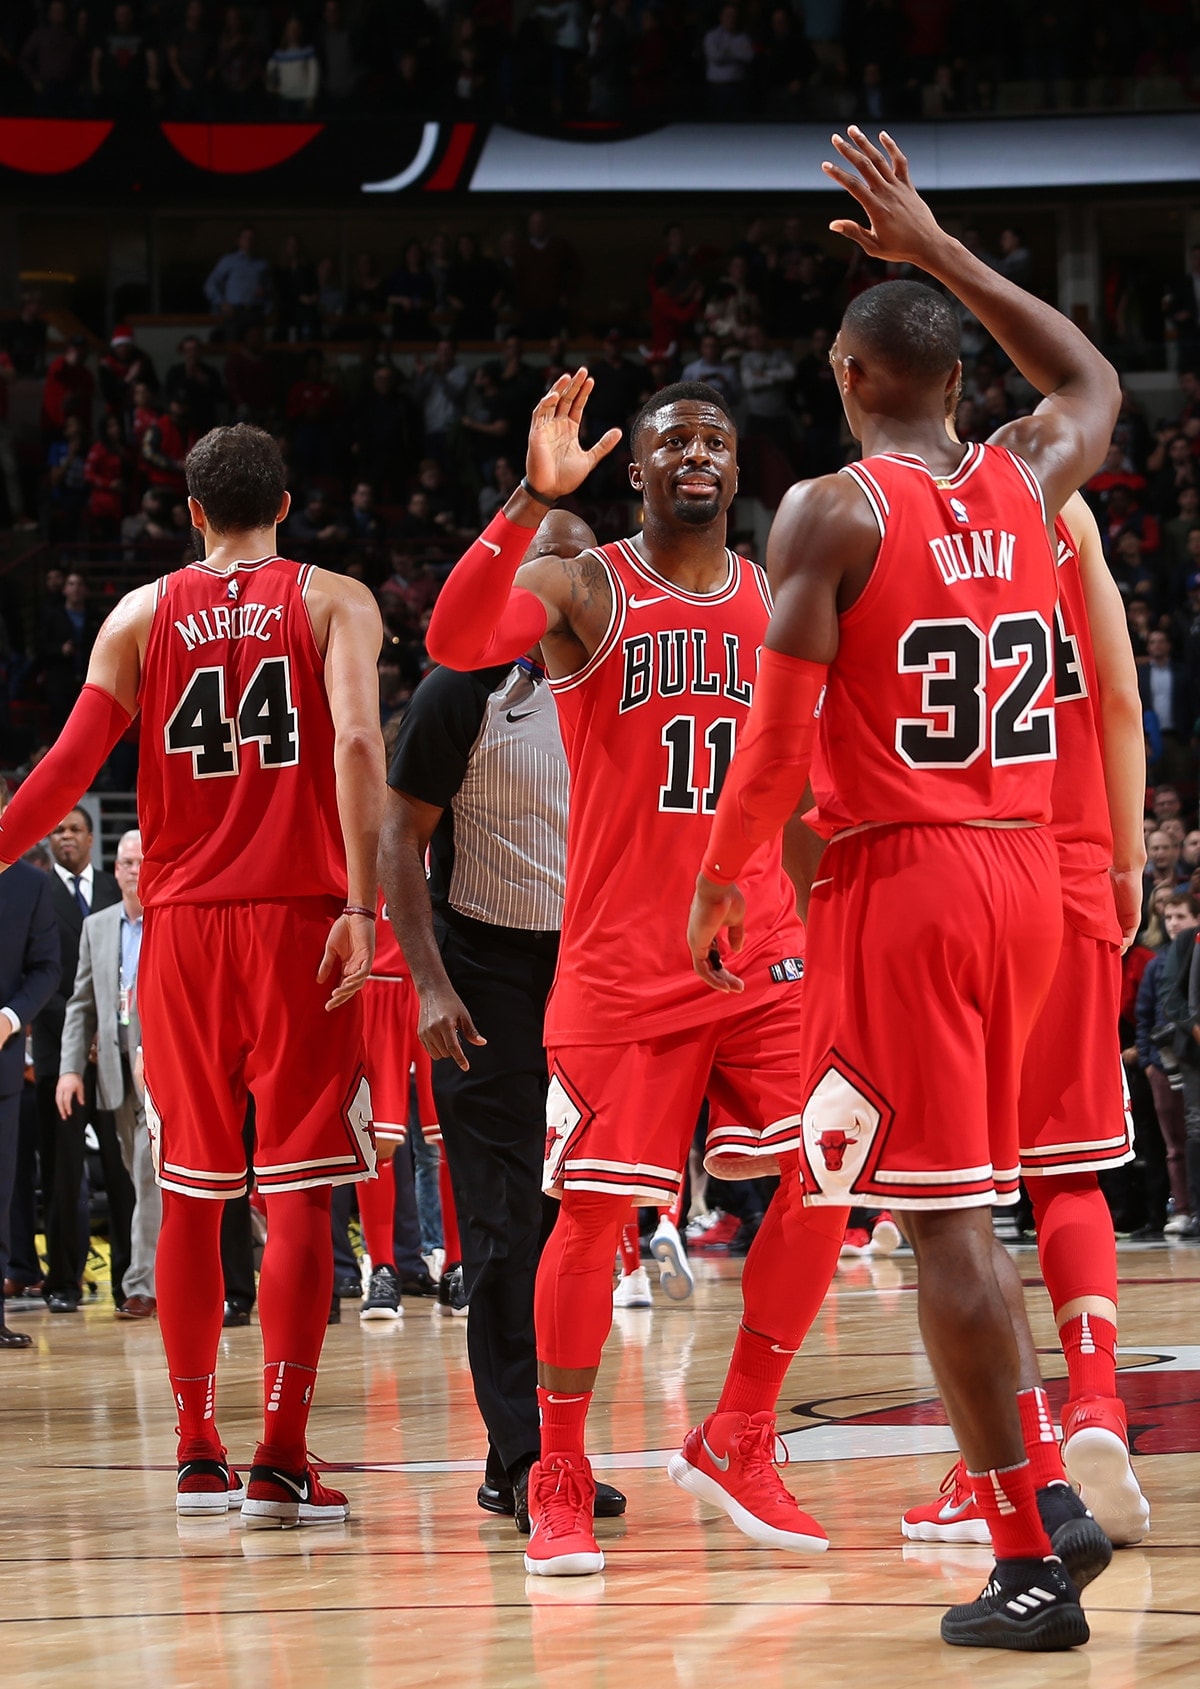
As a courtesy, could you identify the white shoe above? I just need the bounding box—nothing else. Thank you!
[424,1246,447,1282]
[1163,1213,1193,1236]
[866,1216,902,1256]
[650,1216,694,1301]
[613,1265,652,1309]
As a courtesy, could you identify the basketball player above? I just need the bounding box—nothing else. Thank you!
[686,130,1121,1648]
[427,374,849,1576]
[903,489,1150,1548]
[0,425,384,1526]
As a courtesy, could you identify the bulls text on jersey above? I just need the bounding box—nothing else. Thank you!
[619,628,755,713]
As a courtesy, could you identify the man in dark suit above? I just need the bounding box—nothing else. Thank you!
[30,806,122,1312]
[0,780,60,1348]
[1138,628,1195,785]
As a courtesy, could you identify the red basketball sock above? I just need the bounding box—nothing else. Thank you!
[255,1186,334,1469]
[438,1151,460,1264]
[728,1167,845,1412]
[618,1221,641,1278]
[155,1190,226,1460]
[1017,1386,1067,1488]
[663,1187,686,1229]
[968,1460,1053,1560]
[357,1158,396,1267]
[534,1190,628,1371]
[1059,1312,1118,1400]
[537,1385,592,1460]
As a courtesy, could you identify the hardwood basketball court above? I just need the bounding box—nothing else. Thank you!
[3,1242,1197,1686]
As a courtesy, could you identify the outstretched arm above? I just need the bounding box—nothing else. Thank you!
[425,369,620,677]
[1061,491,1147,947]
[822,128,1120,517]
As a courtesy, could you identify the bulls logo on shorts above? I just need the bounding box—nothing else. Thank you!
[798,1059,893,1202]
[543,1071,592,1195]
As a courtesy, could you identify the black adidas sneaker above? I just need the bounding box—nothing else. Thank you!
[941,1556,1089,1650]
[1037,1480,1113,1591]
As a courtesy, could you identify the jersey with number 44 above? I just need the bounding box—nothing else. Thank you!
[136,557,345,907]
[809,442,1060,836]
[545,537,803,1046]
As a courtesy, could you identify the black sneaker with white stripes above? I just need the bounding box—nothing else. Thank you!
[1036,1481,1112,1591]
[360,1264,402,1321]
[941,1557,1089,1651]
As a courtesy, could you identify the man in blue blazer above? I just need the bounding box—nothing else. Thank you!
[0,780,60,1347]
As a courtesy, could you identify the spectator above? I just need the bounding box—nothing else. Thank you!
[412,340,470,466]
[445,234,502,341]
[285,351,340,477]
[38,567,97,723]
[347,480,385,547]
[3,292,49,377]
[586,330,643,444]
[98,324,158,417]
[766,250,832,339]
[285,487,347,557]
[760,7,814,116]
[44,418,89,542]
[349,362,411,497]
[1150,434,1199,516]
[803,0,846,76]
[121,487,185,551]
[1140,629,1193,782]
[511,211,577,337]
[478,453,519,524]
[536,0,587,110]
[141,395,196,498]
[486,334,543,415]
[703,4,755,116]
[166,0,215,117]
[204,225,272,339]
[704,253,760,346]
[388,242,436,343]
[84,413,134,540]
[90,2,159,112]
[315,258,346,337]
[996,226,1034,289]
[266,14,320,115]
[346,251,387,321]
[586,0,633,119]
[739,323,796,461]
[318,0,363,109]
[41,337,94,438]
[460,364,517,472]
[164,334,224,436]
[214,6,263,114]
[1162,246,1200,368]
[681,332,742,406]
[274,233,320,343]
[19,0,83,113]
[128,379,161,457]
[0,347,35,530]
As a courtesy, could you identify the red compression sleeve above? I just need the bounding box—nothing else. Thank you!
[0,684,133,864]
[425,509,550,671]
[702,649,827,885]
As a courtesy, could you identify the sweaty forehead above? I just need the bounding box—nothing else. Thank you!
[648,403,733,441]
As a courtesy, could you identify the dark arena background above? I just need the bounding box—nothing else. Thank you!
[1,3,1199,1685]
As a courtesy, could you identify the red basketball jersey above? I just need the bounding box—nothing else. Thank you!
[546,537,804,1046]
[137,557,345,907]
[1049,513,1120,943]
[809,443,1059,834]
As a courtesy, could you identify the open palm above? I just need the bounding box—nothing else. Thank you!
[525,368,623,500]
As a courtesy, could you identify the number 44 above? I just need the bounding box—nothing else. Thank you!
[165,656,299,778]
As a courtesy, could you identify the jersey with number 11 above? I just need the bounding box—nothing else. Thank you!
[136,556,345,907]
[809,442,1060,836]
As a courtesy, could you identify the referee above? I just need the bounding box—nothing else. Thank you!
[381,509,624,1531]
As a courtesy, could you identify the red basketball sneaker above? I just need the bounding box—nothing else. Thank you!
[901,1460,991,1545]
[1061,1396,1150,1546]
[176,1453,246,1516]
[523,1454,605,1576]
[241,1463,350,1528]
[669,1411,828,1552]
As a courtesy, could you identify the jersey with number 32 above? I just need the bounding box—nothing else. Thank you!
[545,537,803,1046]
[136,557,345,907]
[809,442,1059,836]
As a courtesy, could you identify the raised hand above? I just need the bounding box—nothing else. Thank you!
[821,128,946,268]
[525,368,623,502]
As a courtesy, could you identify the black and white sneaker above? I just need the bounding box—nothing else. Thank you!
[176,1455,246,1516]
[241,1462,349,1528]
[941,1557,1089,1651]
[1036,1481,1112,1592]
[360,1264,402,1321]
[436,1264,469,1317]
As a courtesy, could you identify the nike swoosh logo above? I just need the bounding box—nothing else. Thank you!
[629,594,668,609]
[480,538,501,556]
[938,1497,975,1522]
[506,709,536,722]
[274,1472,310,1501]
[545,1394,586,1405]
[701,1432,730,1472]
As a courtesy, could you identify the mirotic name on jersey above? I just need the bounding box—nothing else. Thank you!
[174,602,285,651]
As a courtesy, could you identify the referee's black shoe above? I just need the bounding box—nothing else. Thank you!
[941,1557,1088,1651]
[477,1454,627,1532]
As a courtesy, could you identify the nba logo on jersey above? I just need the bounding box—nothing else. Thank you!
[949,497,969,524]
[226,577,239,601]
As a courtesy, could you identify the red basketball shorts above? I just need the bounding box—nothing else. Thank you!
[362,975,440,1145]
[139,899,374,1198]
[1019,919,1134,1177]
[786,824,1062,1210]
[544,976,806,1205]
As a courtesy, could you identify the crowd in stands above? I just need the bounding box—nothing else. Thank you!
[2,1,1199,127]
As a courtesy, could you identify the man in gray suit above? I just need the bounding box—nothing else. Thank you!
[57,830,160,1319]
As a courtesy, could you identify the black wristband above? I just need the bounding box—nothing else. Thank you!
[521,476,558,508]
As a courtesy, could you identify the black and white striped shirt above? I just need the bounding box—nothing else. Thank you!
[389,660,567,933]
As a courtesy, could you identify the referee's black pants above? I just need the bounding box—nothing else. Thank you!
[431,917,558,1478]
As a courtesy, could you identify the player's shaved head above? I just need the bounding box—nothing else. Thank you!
[631,382,736,457]
[840,281,961,387]
[524,508,596,562]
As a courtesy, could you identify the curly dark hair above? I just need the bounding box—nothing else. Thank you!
[185,424,287,534]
